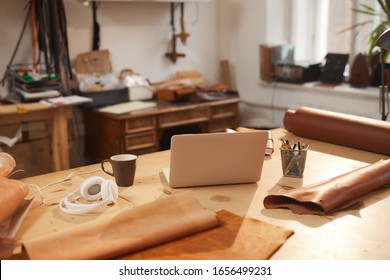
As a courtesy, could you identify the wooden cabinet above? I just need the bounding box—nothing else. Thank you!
[84,98,239,162]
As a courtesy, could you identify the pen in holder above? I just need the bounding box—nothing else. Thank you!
[280,139,308,178]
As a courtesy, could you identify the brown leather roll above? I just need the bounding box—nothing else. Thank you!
[263,159,390,215]
[283,107,390,155]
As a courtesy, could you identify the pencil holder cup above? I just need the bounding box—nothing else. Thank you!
[280,148,308,178]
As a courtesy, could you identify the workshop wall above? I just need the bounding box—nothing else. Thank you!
[0,0,221,98]
[0,0,289,127]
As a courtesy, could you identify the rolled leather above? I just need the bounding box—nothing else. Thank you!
[283,107,390,155]
[263,159,390,215]
[0,152,16,177]
[0,153,28,225]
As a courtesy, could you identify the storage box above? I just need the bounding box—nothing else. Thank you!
[274,61,321,84]
[128,86,154,101]
[73,87,129,109]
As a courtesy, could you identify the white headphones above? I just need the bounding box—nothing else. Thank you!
[59,176,119,215]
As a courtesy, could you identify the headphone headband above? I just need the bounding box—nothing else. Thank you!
[59,176,118,215]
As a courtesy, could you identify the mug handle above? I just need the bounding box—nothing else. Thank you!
[101,159,114,176]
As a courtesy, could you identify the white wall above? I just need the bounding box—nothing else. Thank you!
[2,0,336,128]
[66,0,221,84]
[217,0,291,127]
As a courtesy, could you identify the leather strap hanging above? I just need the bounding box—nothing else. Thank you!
[92,1,100,50]
[34,0,53,74]
[30,0,38,72]
[176,3,190,45]
[56,0,74,89]
[165,3,185,63]
[1,0,73,95]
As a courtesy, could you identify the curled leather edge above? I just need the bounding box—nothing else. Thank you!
[263,159,390,215]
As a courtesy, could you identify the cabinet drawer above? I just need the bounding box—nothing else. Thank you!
[124,131,156,150]
[125,115,156,133]
[159,107,209,128]
[210,103,238,119]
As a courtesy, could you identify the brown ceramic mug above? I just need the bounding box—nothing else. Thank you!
[101,154,137,187]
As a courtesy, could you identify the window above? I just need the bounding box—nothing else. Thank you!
[291,0,381,64]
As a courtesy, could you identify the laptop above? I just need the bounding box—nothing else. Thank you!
[162,131,268,188]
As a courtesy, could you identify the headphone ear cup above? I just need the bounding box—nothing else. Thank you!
[80,176,105,201]
[101,180,118,204]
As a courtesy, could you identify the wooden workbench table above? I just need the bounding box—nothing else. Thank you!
[13,128,390,259]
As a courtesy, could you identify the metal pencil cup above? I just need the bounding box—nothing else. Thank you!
[280,148,308,178]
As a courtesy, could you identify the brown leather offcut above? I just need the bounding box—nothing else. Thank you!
[122,210,293,260]
[283,107,390,156]
[23,192,221,260]
[264,159,390,215]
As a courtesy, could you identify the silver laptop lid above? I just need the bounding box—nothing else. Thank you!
[168,131,268,188]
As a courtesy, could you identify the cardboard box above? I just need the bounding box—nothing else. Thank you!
[74,49,112,75]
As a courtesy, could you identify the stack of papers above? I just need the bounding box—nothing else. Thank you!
[17,88,60,101]
[40,95,93,107]
[98,101,157,114]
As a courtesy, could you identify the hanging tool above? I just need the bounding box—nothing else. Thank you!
[175,3,190,45]
[165,32,185,63]
[165,3,185,63]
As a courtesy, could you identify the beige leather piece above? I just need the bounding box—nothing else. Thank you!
[123,210,293,260]
[23,192,221,260]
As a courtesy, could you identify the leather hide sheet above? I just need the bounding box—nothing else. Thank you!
[264,159,390,215]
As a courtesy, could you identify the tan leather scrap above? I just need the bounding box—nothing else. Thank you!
[123,210,293,260]
[23,192,221,260]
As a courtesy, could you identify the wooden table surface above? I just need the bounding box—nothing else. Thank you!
[15,128,390,259]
